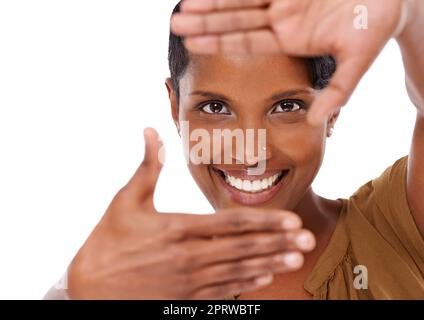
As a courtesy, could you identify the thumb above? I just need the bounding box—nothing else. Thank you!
[126,127,165,208]
[306,55,373,126]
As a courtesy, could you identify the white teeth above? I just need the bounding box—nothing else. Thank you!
[252,180,261,192]
[243,180,252,192]
[222,171,285,193]
[235,178,242,189]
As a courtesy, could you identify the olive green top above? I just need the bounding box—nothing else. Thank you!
[228,156,424,299]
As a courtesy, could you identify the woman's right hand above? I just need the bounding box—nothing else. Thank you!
[67,128,316,299]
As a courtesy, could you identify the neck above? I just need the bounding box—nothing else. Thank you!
[293,187,340,237]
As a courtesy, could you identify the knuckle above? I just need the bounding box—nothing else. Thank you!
[237,281,250,292]
[270,233,287,250]
[112,187,132,205]
[229,212,250,230]
[184,284,209,300]
[208,286,227,299]
[165,220,188,242]
[233,11,243,30]
[234,233,284,254]
[168,275,194,299]
[233,237,257,251]
[169,246,194,273]
[221,281,250,297]
[330,83,350,104]
[225,261,247,277]
[241,279,257,291]
[140,157,153,169]
[186,289,204,300]
[263,213,281,229]
[260,258,277,272]
[176,272,194,292]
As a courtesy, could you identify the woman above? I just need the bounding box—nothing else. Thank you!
[47,0,424,299]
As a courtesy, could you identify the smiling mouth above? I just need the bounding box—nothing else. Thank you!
[212,167,290,194]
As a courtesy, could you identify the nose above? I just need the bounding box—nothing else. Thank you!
[227,127,272,170]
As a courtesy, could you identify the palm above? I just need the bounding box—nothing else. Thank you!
[270,1,399,54]
[171,0,406,125]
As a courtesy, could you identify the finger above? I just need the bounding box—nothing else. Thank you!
[190,251,303,289]
[184,29,281,54]
[177,229,315,270]
[181,0,273,12]
[307,56,373,126]
[171,9,269,36]
[189,272,274,299]
[125,127,165,205]
[165,208,303,240]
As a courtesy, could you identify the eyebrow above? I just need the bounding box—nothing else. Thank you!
[190,90,232,102]
[269,89,315,101]
[189,89,315,103]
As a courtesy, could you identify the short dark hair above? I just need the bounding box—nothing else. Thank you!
[168,2,336,100]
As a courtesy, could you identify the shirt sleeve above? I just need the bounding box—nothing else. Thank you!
[371,156,424,269]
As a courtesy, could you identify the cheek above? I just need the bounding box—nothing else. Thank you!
[270,124,326,169]
[180,124,219,199]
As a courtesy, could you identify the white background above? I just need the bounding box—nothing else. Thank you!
[0,1,417,299]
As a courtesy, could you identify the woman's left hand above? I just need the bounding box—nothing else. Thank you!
[171,0,413,125]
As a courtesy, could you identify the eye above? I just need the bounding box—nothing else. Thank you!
[199,102,231,115]
[271,100,305,114]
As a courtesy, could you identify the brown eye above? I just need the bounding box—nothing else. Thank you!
[272,100,304,113]
[200,102,231,115]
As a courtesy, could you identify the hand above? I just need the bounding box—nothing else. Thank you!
[171,0,410,125]
[67,128,316,299]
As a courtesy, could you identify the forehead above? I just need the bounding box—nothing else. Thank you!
[180,54,312,96]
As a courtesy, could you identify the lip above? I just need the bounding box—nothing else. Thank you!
[211,166,290,206]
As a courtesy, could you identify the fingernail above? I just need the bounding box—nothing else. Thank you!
[282,252,303,268]
[281,217,301,230]
[254,273,273,286]
[295,232,315,251]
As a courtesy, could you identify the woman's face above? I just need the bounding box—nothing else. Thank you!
[167,55,337,211]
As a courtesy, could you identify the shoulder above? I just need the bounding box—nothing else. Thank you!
[347,155,410,223]
[341,156,424,295]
